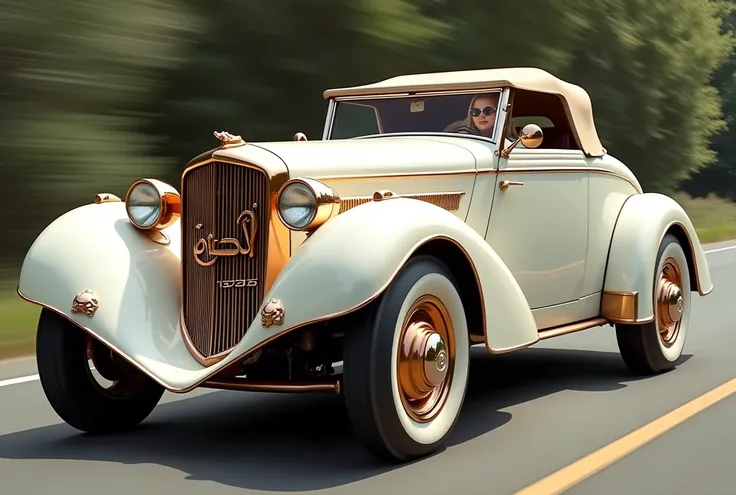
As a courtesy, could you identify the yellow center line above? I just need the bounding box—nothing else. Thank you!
[513,376,736,495]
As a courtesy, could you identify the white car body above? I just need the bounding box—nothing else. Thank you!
[17,67,713,462]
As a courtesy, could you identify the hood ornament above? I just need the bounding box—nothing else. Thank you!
[213,130,245,148]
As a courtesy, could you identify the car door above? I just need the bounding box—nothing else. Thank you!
[484,145,590,310]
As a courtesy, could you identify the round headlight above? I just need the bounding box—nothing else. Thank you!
[277,178,340,231]
[278,181,316,229]
[125,179,180,230]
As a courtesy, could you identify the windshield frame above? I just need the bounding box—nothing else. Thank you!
[322,88,506,143]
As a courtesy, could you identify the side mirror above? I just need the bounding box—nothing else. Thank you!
[294,132,308,142]
[499,124,543,158]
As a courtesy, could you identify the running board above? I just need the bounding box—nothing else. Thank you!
[202,378,342,394]
[537,317,610,340]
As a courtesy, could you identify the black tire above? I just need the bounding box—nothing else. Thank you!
[615,233,691,375]
[343,255,470,463]
[36,308,165,433]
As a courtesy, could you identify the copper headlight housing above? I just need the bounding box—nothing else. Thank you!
[124,179,181,230]
[277,178,340,231]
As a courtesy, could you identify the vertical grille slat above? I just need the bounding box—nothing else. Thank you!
[182,161,268,362]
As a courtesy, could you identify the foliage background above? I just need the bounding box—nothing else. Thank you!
[1,0,736,273]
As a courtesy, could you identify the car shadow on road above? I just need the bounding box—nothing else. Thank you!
[0,346,691,491]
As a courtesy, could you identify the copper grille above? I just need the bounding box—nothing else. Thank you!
[182,161,269,362]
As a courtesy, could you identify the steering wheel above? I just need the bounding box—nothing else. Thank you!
[452,125,477,135]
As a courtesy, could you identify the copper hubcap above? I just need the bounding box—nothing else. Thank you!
[397,295,454,423]
[656,258,684,347]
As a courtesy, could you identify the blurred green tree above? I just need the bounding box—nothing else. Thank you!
[0,0,199,264]
[423,0,735,193]
[682,1,736,199]
[1,0,735,270]
[564,0,734,193]
[147,0,450,173]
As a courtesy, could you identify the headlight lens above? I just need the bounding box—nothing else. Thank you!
[126,181,163,229]
[278,181,317,229]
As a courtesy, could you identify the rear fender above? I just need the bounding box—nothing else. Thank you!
[601,192,713,324]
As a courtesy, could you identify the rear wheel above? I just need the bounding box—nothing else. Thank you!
[343,255,470,462]
[615,233,691,374]
[36,308,165,433]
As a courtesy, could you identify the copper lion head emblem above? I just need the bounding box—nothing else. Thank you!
[261,299,284,328]
[71,289,99,317]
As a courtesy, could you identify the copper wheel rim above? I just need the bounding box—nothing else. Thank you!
[396,294,455,423]
[656,257,684,348]
[85,336,148,399]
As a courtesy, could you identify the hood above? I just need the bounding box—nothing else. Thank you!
[246,135,492,179]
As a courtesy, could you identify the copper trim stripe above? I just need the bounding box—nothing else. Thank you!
[320,170,479,180]
[659,220,712,296]
[537,317,609,340]
[339,191,466,213]
[311,168,640,194]
[203,378,341,394]
[498,166,642,193]
[16,287,175,391]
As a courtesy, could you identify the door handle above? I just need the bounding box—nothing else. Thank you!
[499,180,524,191]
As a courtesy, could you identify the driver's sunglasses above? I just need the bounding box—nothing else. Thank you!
[470,106,496,117]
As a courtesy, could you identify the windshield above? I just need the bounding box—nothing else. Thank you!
[328,91,502,141]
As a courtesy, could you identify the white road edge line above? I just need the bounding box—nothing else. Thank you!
[0,374,39,387]
[704,245,736,254]
[1,244,735,389]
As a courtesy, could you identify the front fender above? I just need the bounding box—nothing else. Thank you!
[237,196,539,353]
[16,201,221,391]
[602,192,713,323]
[18,197,538,393]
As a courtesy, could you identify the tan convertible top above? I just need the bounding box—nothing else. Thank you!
[323,67,605,157]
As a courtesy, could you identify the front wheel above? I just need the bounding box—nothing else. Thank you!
[36,308,165,433]
[343,255,470,463]
[615,233,691,375]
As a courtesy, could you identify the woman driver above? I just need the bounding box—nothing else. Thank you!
[444,93,498,137]
[444,93,522,147]
[467,94,497,137]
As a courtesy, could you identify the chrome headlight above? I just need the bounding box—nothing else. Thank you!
[125,179,181,230]
[277,178,340,231]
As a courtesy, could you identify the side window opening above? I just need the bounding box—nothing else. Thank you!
[513,116,554,129]
[508,90,581,151]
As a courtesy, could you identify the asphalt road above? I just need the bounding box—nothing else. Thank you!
[2,240,736,494]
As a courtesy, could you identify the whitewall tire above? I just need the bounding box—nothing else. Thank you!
[615,233,691,374]
[343,255,470,462]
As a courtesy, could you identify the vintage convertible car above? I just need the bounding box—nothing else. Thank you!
[17,67,713,463]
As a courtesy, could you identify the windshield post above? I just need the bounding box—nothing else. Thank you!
[323,99,336,140]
